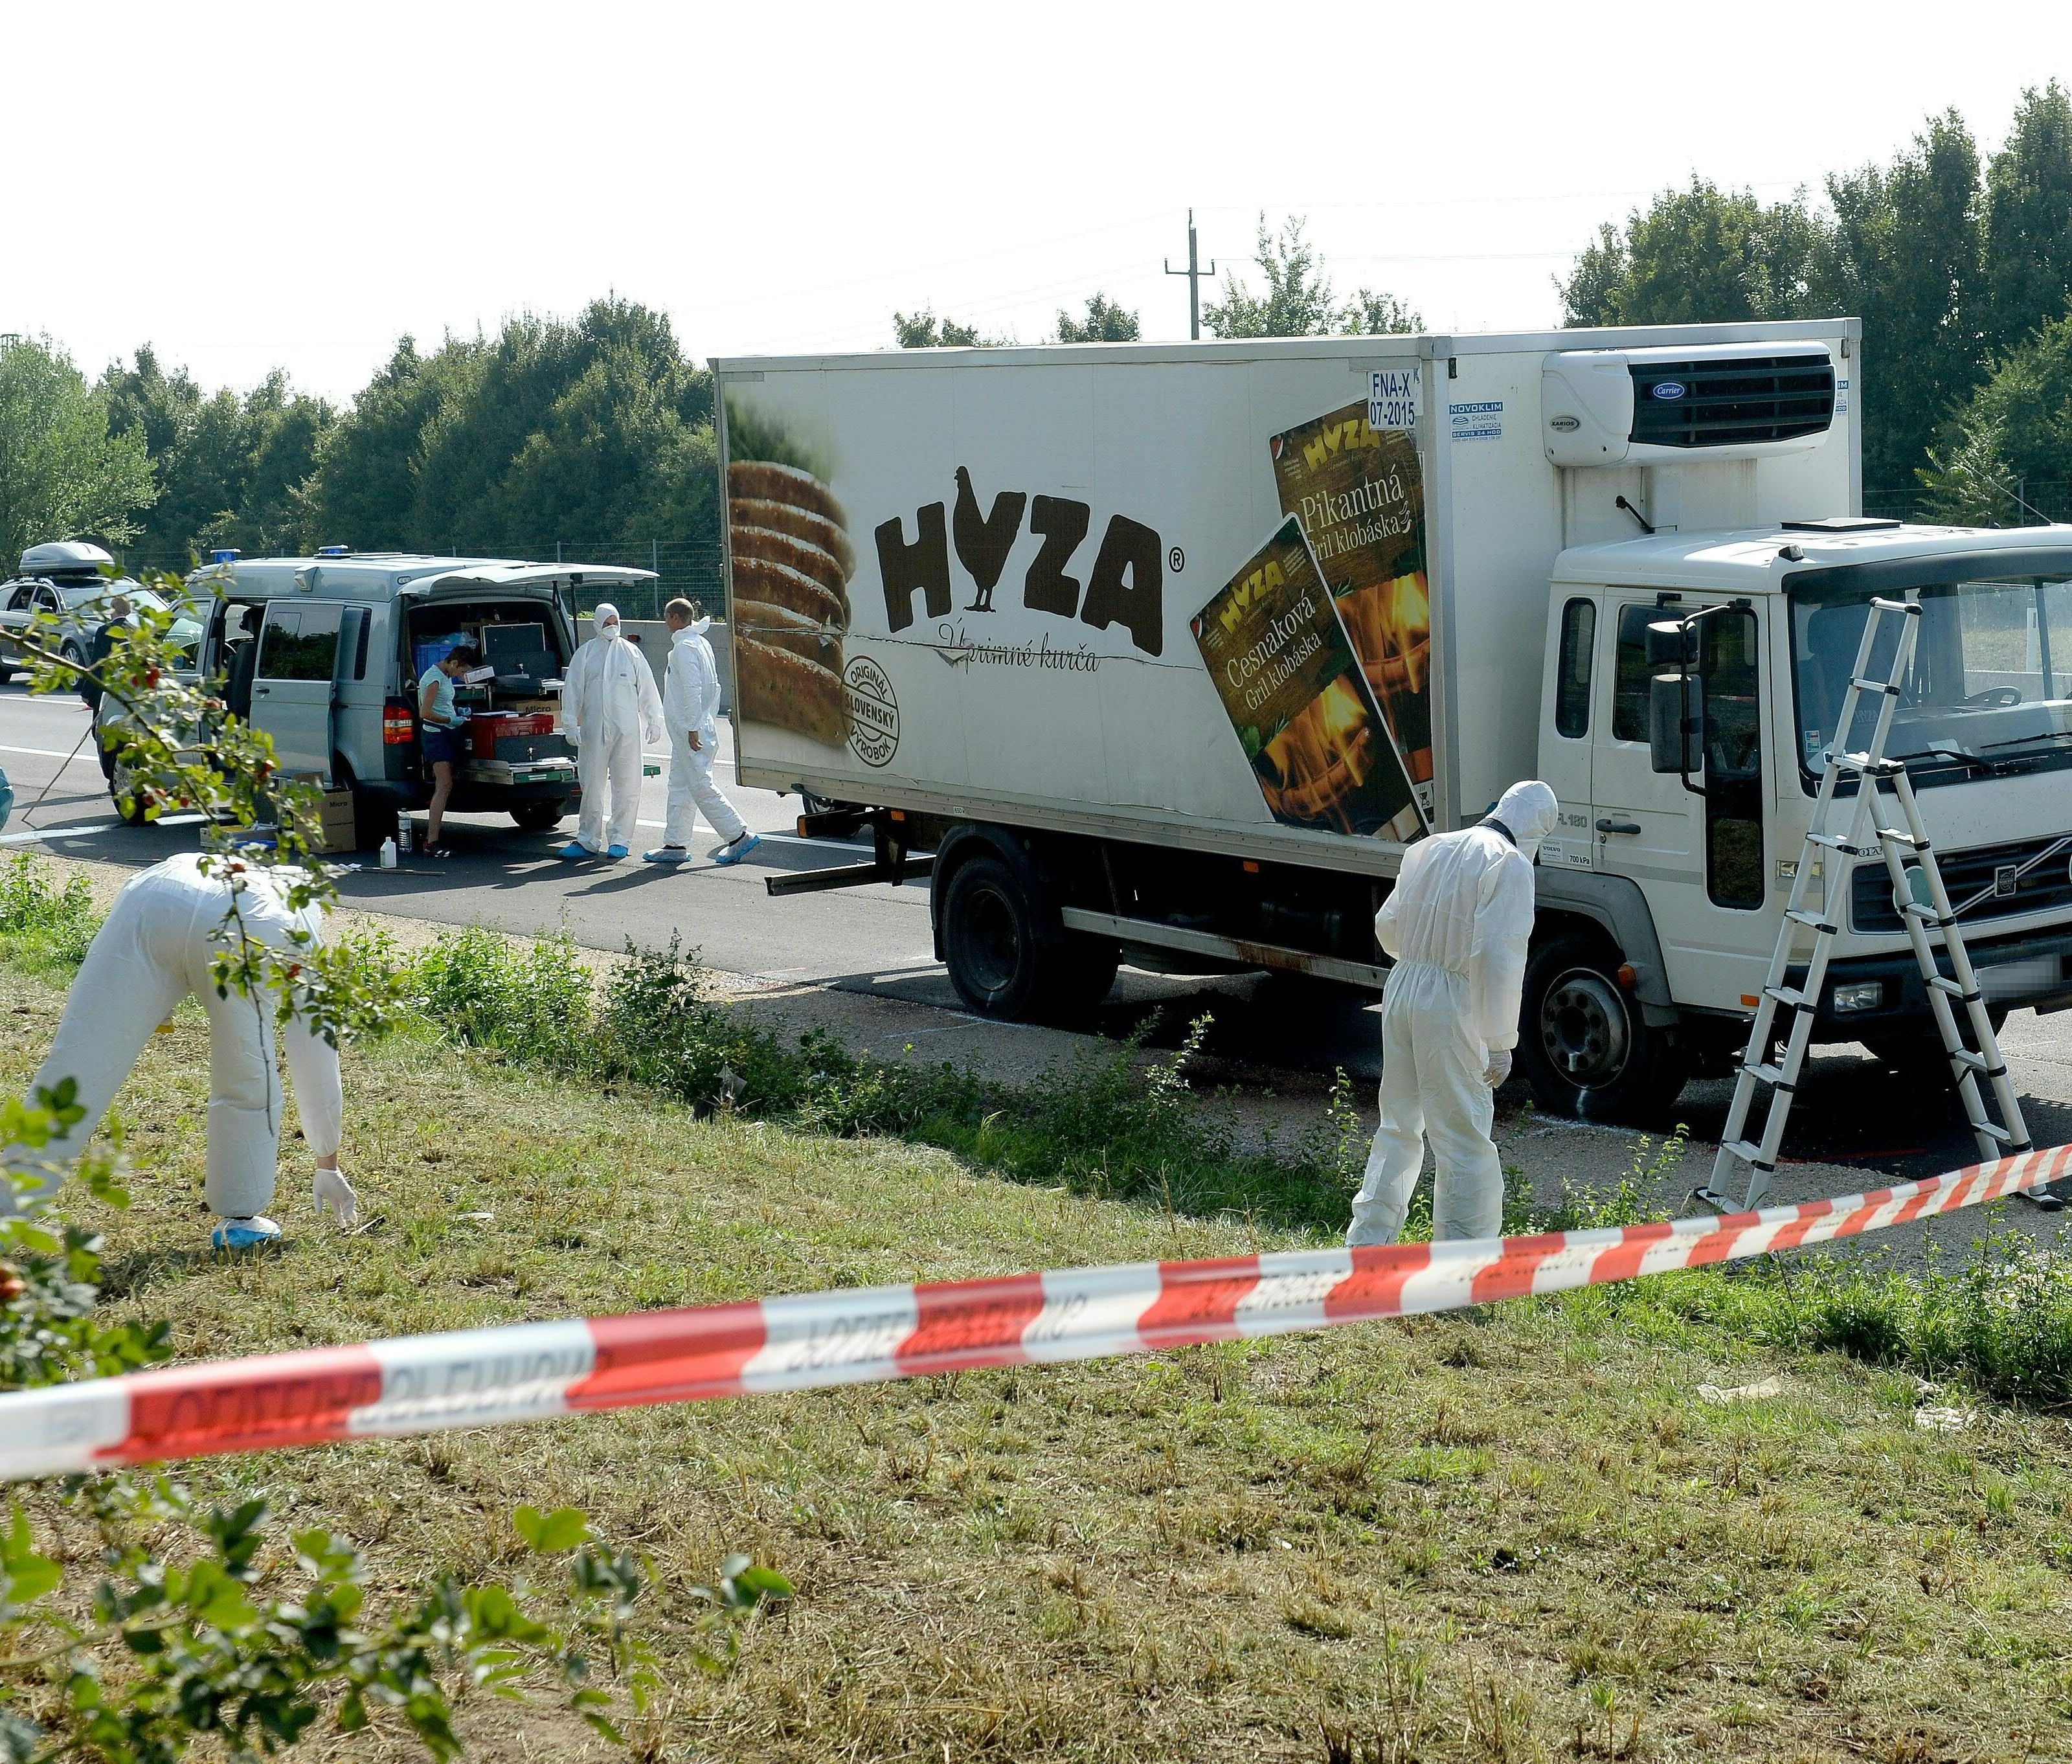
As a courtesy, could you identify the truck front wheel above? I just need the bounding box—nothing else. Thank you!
[940,851,1116,1023]
[1518,934,1687,1122]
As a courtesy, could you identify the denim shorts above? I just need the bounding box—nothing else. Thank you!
[422,727,467,766]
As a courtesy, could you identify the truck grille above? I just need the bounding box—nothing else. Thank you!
[1852,832,2072,933]
[1628,353,1835,449]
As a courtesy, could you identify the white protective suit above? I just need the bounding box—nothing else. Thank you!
[1346,780,1559,1247]
[660,618,747,848]
[2,854,343,1221]
[562,603,664,854]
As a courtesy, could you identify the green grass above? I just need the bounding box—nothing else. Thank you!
[6,878,2072,1758]
[0,853,100,980]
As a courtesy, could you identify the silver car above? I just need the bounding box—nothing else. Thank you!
[0,543,201,686]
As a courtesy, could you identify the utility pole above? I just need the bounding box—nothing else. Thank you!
[1164,210,1215,341]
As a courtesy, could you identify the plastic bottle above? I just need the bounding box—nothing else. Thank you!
[396,811,413,854]
[379,836,398,870]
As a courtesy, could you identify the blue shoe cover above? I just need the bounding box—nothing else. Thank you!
[212,1216,282,1250]
[642,848,688,863]
[555,841,596,860]
[711,831,762,867]
[606,844,630,859]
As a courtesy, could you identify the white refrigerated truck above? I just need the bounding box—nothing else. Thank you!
[714,321,2072,1119]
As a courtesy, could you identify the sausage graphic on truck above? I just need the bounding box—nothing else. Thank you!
[716,325,2072,1123]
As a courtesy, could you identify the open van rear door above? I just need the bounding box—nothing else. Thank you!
[394,564,655,661]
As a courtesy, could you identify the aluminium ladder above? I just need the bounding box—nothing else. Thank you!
[1696,593,2034,1214]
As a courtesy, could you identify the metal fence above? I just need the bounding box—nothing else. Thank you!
[1864,482,2072,526]
[109,539,723,623]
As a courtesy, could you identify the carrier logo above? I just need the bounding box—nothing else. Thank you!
[875,468,1165,656]
[1650,381,1688,401]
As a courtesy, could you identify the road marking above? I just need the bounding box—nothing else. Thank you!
[0,813,207,846]
[0,742,96,763]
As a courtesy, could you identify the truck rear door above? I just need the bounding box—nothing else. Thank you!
[251,600,343,783]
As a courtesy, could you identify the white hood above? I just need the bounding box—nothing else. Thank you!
[1488,780,1560,863]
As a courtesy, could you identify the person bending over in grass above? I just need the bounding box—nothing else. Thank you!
[1,852,359,1249]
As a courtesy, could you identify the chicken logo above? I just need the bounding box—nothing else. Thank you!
[952,467,1024,613]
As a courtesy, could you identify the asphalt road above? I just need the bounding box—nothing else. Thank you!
[7,679,2072,1191]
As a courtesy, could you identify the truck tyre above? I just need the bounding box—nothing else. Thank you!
[1518,933,1687,1122]
[940,851,1116,1022]
[512,799,569,831]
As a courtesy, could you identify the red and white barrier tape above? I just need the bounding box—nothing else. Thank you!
[3,1145,2066,1482]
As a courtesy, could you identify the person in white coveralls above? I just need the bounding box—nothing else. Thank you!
[643,598,761,868]
[557,601,663,861]
[1345,780,1559,1248]
[1,853,357,1249]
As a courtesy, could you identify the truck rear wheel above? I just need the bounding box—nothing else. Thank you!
[1518,933,1687,1122]
[940,851,1116,1023]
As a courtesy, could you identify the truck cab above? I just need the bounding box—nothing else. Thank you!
[1527,523,2072,1115]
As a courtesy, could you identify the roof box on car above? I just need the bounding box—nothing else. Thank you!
[17,540,115,577]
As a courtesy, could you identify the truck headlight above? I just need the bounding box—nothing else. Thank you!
[1832,981,1883,1013]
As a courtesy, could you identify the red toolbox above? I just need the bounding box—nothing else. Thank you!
[467,712,555,758]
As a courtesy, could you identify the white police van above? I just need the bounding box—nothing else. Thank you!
[128,550,656,841]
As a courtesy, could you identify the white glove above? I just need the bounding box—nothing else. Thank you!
[313,1166,359,1228]
[1483,1048,1513,1089]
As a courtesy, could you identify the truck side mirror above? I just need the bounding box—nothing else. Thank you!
[1645,619,1689,669]
[1648,673,1701,775]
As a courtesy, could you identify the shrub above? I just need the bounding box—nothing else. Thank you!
[405,926,594,1060]
[0,854,102,977]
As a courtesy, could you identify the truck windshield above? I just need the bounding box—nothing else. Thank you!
[1790,571,2072,781]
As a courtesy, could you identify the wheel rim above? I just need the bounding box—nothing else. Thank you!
[1538,967,1630,1088]
[961,883,1024,997]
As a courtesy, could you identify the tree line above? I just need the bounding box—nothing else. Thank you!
[1,85,2067,579]
[0,298,719,579]
[894,217,1421,350]
[1559,81,2072,517]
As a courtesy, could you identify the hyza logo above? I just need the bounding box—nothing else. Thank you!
[844,655,899,768]
[874,467,1166,655]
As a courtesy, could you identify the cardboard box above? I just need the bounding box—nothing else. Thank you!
[310,786,360,854]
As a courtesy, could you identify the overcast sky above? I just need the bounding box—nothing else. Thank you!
[8,1,2067,401]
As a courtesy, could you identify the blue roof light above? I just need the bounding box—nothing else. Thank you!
[209,548,240,563]
[315,545,349,558]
